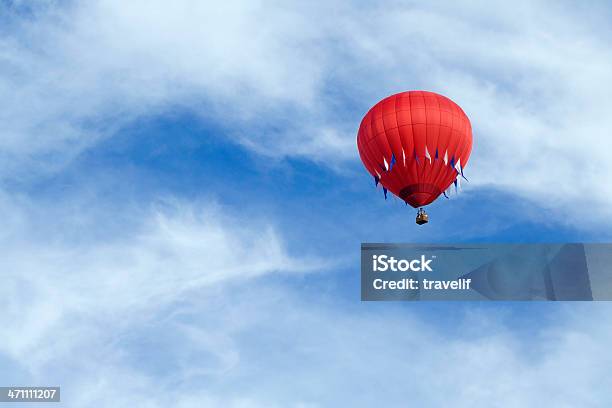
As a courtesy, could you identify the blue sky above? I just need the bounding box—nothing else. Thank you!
[1,0,612,406]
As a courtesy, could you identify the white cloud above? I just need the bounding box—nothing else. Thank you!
[0,192,322,367]
[2,3,611,405]
[0,0,328,175]
[1,0,612,225]
[0,189,609,407]
[0,191,609,408]
[4,253,612,407]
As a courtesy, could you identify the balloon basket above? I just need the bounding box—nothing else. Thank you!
[416,208,429,225]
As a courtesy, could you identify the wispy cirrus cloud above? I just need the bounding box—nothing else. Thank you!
[4,243,612,408]
[1,0,612,226]
[1,187,610,407]
[0,192,322,365]
[2,3,611,406]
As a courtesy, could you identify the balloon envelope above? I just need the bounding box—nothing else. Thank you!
[357,90,472,208]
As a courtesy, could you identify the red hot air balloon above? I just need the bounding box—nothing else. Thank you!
[356,91,473,225]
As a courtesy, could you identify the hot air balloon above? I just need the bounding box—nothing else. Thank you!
[356,91,473,225]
